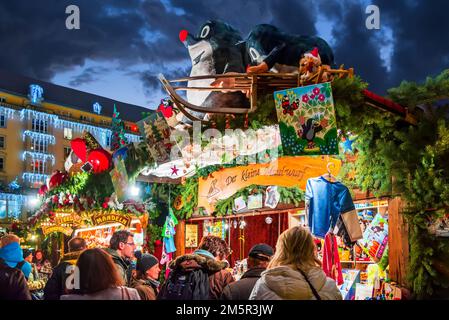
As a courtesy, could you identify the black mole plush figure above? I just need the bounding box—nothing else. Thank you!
[179,20,250,122]
[242,24,335,74]
[301,118,323,149]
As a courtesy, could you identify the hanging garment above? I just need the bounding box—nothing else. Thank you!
[322,232,343,285]
[305,176,355,238]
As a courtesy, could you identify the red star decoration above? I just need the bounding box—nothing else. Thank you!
[171,165,179,176]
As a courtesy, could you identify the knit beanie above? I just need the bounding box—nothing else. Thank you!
[136,254,159,273]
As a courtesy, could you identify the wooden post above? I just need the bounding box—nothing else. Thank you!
[388,197,410,288]
[174,219,186,258]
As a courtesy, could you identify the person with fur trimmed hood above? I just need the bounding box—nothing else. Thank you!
[43,237,87,300]
[158,235,234,300]
[249,226,342,300]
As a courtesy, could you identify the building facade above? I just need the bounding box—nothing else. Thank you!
[0,71,147,222]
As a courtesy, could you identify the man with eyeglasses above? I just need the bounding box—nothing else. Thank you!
[106,230,135,286]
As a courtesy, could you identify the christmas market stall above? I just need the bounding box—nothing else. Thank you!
[28,128,151,258]
[134,20,449,300]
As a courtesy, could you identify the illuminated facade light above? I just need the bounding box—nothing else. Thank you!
[22,173,49,184]
[0,106,16,120]
[28,84,44,105]
[93,102,102,114]
[22,151,56,166]
[22,130,56,144]
[20,109,59,123]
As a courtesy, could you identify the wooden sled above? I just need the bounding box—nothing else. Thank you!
[158,66,354,122]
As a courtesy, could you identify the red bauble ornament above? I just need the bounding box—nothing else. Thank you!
[49,171,68,190]
[70,138,88,162]
[154,239,162,246]
[87,149,112,173]
[38,184,48,196]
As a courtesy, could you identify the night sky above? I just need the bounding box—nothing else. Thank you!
[0,0,447,109]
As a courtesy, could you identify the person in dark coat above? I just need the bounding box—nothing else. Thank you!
[158,235,234,300]
[221,243,274,300]
[130,252,161,300]
[0,257,31,300]
[105,230,135,286]
[44,237,86,300]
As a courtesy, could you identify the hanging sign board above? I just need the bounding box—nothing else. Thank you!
[185,224,198,248]
[274,82,338,156]
[198,156,341,214]
[92,212,132,228]
[42,225,73,236]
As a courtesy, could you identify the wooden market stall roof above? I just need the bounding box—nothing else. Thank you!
[362,89,417,124]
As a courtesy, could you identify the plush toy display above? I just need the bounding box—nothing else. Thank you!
[244,24,335,74]
[179,20,250,121]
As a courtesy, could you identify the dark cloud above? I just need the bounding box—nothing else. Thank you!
[68,66,109,86]
[329,1,390,93]
[0,0,447,102]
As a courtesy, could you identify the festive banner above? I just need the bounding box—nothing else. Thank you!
[198,156,341,214]
[274,82,338,156]
[54,212,82,226]
[91,212,132,227]
[185,224,198,248]
[42,225,73,236]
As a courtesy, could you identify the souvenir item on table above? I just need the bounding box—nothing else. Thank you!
[355,283,374,300]
[274,82,338,156]
[247,194,263,210]
[357,213,388,261]
[338,269,360,300]
[233,196,247,212]
[265,186,280,209]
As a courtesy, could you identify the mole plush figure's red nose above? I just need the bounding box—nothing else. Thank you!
[179,29,188,42]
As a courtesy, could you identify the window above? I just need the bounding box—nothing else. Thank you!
[0,157,4,171]
[106,133,111,148]
[0,136,4,149]
[32,119,48,133]
[0,115,6,128]
[64,146,71,158]
[31,139,48,153]
[64,127,73,140]
[31,160,45,174]
[80,115,88,121]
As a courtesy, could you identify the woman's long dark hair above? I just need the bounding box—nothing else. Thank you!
[76,248,124,294]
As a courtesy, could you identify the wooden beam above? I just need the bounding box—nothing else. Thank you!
[388,197,410,288]
[174,219,186,258]
[136,174,182,184]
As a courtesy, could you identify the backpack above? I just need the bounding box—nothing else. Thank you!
[158,267,210,300]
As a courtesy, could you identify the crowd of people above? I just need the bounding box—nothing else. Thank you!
[0,226,342,300]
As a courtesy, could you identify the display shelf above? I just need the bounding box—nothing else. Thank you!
[355,205,388,210]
